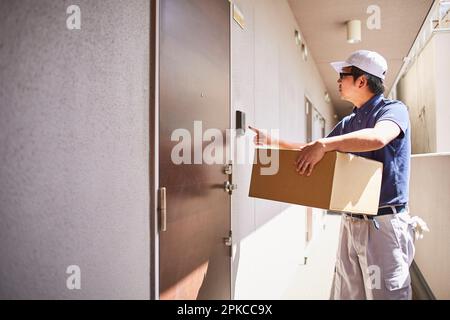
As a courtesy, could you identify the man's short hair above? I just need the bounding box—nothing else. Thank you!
[351,66,385,95]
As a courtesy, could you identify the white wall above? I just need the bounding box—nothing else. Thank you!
[397,35,437,154]
[0,1,150,299]
[231,0,336,299]
[434,32,450,152]
[410,153,450,299]
[397,31,450,154]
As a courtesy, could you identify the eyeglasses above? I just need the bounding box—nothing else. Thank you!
[339,72,353,80]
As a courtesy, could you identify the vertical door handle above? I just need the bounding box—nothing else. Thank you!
[158,187,167,232]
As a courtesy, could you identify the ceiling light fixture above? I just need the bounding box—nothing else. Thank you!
[301,43,308,61]
[346,20,362,44]
[295,30,302,46]
[324,92,331,103]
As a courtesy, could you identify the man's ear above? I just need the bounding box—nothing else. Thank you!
[358,76,367,89]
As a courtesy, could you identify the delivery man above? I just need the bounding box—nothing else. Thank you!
[249,50,428,300]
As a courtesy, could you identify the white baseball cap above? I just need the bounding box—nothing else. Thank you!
[330,50,388,80]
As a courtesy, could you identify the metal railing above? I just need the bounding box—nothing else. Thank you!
[389,0,450,99]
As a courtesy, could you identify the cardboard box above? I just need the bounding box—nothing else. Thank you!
[249,148,383,215]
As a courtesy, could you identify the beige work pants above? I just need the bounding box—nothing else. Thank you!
[330,208,417,300]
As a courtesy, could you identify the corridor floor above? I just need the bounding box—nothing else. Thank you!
[282,214,341,299]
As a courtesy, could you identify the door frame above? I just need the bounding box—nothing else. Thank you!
[228,0,235,300]
[304,96,327,250]
[149,0,160,300]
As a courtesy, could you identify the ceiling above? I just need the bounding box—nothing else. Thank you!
[288,0,434,119]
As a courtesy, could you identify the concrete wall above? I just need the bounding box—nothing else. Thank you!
[0,1,150,299]
[230,0,336,299]
[410,153,450,299]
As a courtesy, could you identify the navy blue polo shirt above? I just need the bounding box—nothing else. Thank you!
[326,94,411,207]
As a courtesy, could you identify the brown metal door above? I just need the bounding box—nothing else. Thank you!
[158,0,231,300]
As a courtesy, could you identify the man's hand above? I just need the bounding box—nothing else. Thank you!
[248,126,274,147]
[294,139,327,176]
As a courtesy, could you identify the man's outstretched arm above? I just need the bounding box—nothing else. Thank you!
[248,126,306,150]
[321,120,401,153]
[295,120,401,176]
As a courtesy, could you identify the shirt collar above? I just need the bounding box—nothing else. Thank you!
[352,94,384,114]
